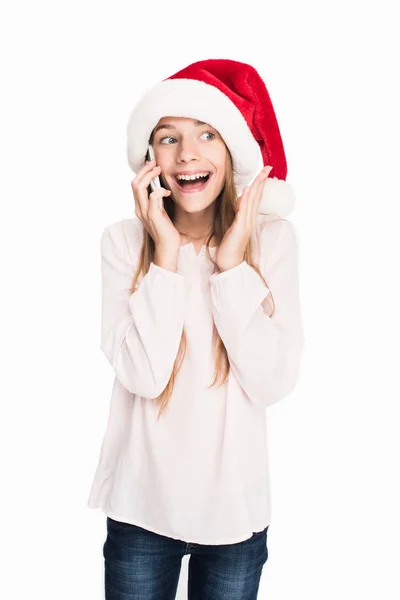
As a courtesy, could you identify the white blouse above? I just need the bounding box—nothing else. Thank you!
[87,213,305,545]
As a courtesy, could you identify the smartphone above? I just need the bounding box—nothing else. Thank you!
[146,144,161,192]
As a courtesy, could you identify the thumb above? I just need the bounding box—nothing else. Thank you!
[149,187,172,210]
[158,189,172,210]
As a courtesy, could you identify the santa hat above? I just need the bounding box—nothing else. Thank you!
[127,58,295,217]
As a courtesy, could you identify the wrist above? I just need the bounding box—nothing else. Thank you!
[154,248,179,272]
[217,254,245,273]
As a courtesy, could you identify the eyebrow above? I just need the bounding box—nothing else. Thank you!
[153,120,208,134]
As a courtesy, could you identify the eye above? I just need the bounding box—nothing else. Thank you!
[159,131,216,144]
[200,131,215,141]
[160,136,177,145]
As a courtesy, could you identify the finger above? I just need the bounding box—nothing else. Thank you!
[248,166,272,198]
[241,181,260,229]
[253,166,272,215]
[148,187,172,214]
[247,166,272,220]
[139,158,156,177]
[132,163,161,191]
[235,186,249,219]
[132,165,162,215]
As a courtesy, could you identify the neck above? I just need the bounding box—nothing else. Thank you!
[173,204,216,241]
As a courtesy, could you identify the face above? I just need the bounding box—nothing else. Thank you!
[150,116,228,214]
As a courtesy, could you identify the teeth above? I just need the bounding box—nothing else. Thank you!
[176,172,209,181]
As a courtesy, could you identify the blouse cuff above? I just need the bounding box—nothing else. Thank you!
[209,260,271,317]
[128,261,191,312]
[149,261,185,279]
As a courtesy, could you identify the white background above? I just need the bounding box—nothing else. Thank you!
[1,0,399,598]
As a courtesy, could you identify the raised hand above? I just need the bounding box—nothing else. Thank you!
[131,159,182,267]
[216,166,273,272]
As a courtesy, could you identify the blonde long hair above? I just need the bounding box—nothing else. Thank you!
[129,133,275,419]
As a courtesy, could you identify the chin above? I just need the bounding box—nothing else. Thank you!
[175,195,217,212]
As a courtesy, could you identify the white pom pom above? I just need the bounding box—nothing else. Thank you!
[258,177,296,217]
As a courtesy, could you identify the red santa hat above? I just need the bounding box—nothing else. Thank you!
[127,58,295,217]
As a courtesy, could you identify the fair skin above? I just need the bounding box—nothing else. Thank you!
[151,116,228,251]
[131,116,272,272]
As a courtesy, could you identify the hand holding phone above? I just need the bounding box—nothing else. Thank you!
[131,145,181,263]
[146,144,161,193]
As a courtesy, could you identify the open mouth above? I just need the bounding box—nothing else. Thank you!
[173,173,212,193]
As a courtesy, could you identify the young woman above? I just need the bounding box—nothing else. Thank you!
[88,58,305,600]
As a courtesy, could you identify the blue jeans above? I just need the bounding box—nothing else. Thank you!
[103,517,269,600]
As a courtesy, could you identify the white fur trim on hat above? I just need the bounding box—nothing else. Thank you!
[258,178,295,217]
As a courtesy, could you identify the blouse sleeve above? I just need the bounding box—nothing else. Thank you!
[100,219,190,398]
[208,218,305,408]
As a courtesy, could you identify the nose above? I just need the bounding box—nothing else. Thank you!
[176,138,200,163]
